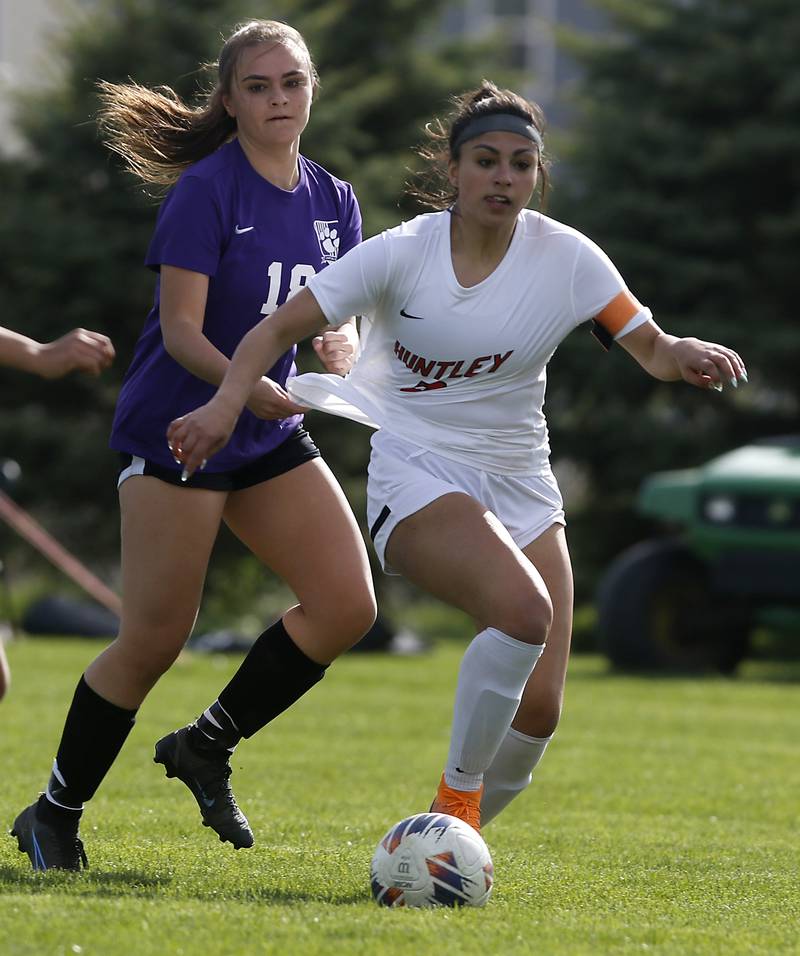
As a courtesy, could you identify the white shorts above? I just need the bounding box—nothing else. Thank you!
[366,431,566,574]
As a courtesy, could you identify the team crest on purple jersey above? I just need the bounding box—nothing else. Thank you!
[110,140,361,472]
[314,220,340,263]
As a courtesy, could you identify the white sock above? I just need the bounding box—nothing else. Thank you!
[444,627,544,791]
[480,727,553,825]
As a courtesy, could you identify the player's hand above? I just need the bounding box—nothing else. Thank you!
[245,376,307,420]
[672,337,748,392]
[167,398,237,480]
[313,324,358,376]
[38,329,115,379]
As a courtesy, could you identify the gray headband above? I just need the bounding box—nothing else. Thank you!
[451,113,543,154]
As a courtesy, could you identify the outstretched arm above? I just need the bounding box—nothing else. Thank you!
[618,320,747,390]
[167,287,328,478]
[0,326,114,378]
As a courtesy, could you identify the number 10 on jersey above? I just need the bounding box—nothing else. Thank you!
[260,261,317,316]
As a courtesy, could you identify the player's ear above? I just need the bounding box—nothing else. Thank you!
[222,94,235,118]
[447,158,459,189]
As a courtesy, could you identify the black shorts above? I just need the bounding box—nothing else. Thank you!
[117,426,320,492]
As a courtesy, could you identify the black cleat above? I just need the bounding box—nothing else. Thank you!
[154,726,254,849]
[10,801,88,871]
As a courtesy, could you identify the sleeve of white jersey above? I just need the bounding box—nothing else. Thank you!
[570,233,652,342]
[306,233,390,327]
[569,234,628,324]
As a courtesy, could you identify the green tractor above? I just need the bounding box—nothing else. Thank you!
[596,436,800,672]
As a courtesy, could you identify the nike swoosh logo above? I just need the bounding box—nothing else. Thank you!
[400,307,425,320]
[235,225,255,234]
[31,829,47,871]
[194,780,215,807]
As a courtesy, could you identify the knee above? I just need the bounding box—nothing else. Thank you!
[358,594,379,638]
[335,591,378,649]
[112,624,188,685]
[493,588,553,646]
[126,645,182,686]
[529,708,561,738]
[144,645,183,681]
[517,692,562,738]
[303,586,377,658]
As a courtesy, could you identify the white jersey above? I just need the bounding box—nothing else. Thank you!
[292,209,650,475]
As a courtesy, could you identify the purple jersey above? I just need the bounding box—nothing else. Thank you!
[110,138,361,470]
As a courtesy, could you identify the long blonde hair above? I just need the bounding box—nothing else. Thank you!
[96,20,318,190]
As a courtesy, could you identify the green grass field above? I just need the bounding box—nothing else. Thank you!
[1,637,798,955]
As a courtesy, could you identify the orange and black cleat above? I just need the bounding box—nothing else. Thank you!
[430,774,482,833]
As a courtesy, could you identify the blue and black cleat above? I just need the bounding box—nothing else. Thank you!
[154,726,254,849]
[10,801,87,871]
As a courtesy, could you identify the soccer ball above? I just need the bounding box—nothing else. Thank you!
[370,812,494,908]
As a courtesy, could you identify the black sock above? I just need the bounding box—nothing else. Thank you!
[187,699,241,753]
[216,618,327,739]
[36,792,81,828]
[41,675,137,820]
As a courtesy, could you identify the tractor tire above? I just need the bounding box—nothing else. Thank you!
[596,539,750,673]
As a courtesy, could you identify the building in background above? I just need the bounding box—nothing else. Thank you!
[442,0,607,127]
[0,0,96,156]
[0,0,606,156]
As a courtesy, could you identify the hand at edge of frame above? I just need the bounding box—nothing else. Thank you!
[38,329,115,379]
[672,336,748,393]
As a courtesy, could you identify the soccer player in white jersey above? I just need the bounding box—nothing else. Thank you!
[168,81,747,833]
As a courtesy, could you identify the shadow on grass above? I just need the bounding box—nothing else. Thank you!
[0,865,372,905]
[0,865,172,895]
[0,864,371,905]
[221,887,370,905]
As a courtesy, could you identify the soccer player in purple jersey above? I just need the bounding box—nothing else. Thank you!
[10,20,376,871]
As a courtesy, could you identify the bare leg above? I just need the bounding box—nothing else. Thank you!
[386,493,553,825]
[0,638,9,701]
[13,477,228,857]
[85,477,226,708]
[151,459,377,848]
[385,493,552,643]
[481,524,574,823]
[515,523,574,736]
[223,457,376,663]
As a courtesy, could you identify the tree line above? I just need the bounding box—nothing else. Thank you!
[0,0,796,607]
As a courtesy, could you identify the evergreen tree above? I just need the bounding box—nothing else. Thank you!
[0,0,501,569]
[0,1,228,554]
[547,0,800,594]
